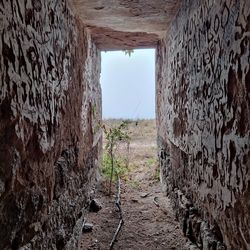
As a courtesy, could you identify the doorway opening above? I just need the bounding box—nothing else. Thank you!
[100,48,158,189]
[101,49,155,120]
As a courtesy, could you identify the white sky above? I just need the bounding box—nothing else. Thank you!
[100,49,155,119]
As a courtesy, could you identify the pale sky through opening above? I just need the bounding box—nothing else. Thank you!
[100,49,155,119]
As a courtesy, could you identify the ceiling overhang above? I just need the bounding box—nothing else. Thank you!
[69,0,181,50]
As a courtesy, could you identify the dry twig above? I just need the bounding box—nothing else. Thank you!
[109,176,124,249]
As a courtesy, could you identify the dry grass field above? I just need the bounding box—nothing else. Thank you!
[102,119,158,185]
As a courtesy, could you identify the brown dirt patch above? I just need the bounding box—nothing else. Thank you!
[79,119,188,250]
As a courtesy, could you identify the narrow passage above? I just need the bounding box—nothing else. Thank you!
[80,120,188,250]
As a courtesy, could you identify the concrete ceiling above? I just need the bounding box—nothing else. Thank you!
[69,0,181,50]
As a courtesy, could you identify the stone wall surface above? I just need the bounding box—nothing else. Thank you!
[0,0,102,249]
[69,0,181,50]
[156,0,250,249]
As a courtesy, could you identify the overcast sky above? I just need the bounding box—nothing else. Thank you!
[100,49,155,119]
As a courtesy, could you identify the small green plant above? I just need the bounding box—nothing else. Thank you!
[93,123,101,134]
[153,166,160,181]
[102,120,131,194]
[128,180,140,189]
[146,157,157,168]
[101,152,113,177]
[92,104,97,117]
[123,49,134,57]
[101,153,129,179]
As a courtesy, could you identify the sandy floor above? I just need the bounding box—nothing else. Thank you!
[79,120,188,250]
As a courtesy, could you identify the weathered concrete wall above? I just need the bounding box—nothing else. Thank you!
[157,0,250,249]
[0,0,102,249]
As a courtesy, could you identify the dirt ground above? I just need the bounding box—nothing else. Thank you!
[79,119,188,250]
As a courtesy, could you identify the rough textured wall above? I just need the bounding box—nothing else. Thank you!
[157,0,250,249]
[0,1,102,249]
[69,0,181,50]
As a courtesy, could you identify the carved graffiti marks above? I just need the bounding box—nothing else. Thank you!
[0,0,79,147]
[2,31,16,71]
[227,67,237,107]
[0,0,102,248]
[246,69,250,103]
[221,3,229,29]
[157,0,250,248]
[214,14,220,34]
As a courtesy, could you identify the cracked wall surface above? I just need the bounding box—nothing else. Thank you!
[0,0,102,249]
[157,0,250,249]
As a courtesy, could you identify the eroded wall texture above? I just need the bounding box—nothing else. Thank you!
[157,0,250,249]
[0,0,102,249]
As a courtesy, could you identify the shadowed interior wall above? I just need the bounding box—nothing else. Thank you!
[0,1,102,249]
[157,0,250,249]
